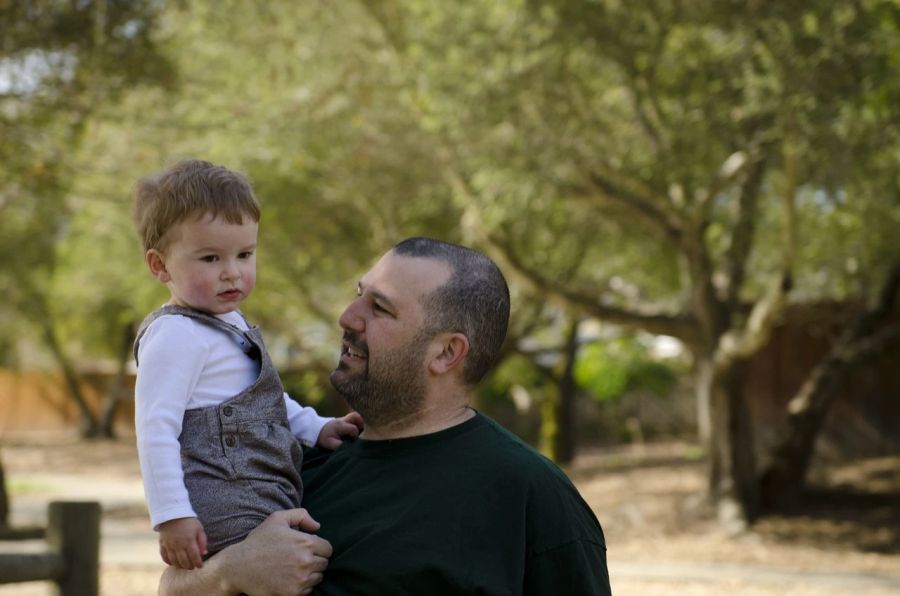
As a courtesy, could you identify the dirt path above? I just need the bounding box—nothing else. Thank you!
[1,435,898,595]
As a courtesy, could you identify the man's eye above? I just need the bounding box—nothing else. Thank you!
[200,255,218,263]
[374,303,388,313]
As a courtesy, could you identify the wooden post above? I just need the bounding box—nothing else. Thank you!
[46,501,100,596]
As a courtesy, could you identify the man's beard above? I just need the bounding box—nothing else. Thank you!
[330,330,432,429]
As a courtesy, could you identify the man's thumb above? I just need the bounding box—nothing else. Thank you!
[283,508,321,532]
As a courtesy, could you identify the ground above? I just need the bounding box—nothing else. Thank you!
[0,434,898,595]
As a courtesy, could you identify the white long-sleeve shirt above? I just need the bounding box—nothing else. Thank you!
[134,311,330,529]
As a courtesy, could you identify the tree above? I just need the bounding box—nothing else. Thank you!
[45,0,471,428]
[12,0,897,529]
[351,0,900,525]
[0,1,173,434]
[760,259,900,507]
[0,0,173,529]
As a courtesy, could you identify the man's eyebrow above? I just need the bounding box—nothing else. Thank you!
[358,282,398,312]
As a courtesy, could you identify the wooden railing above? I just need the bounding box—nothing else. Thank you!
[0,501,100,596]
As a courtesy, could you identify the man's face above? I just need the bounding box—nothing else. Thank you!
[330,251,451,428]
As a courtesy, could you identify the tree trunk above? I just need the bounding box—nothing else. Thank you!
[760,260,900,509]
[695,357,714,448]
[99,321,136,438]
[759,352,846,509]
[539,386,558,460]
[40,319,100,437]
[553,318,580,464]
[0,454,8,528]
[704,356,759,529]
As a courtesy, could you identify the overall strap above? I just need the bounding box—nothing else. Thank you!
[133,305,259,365]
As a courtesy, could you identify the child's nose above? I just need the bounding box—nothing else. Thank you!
[221,260,241,280]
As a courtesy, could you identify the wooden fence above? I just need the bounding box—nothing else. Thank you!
[0,501,100,596]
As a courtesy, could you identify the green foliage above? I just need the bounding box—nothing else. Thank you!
[575,337,678,401]
[1,0,898,452]
[484,353,546,401]
[369,0,900,304]
[281,371,327,408]
[475,353,545,442]
[0,0,173,367]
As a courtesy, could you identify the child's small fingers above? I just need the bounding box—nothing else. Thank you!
[160,547,171,566]
[188,546,203,569]
[176,549,193,570]
[321,436,342,450]
[197,528,208,555]
[347,412,365,429]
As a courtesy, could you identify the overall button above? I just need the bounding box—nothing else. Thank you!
[223,406,234,417]
[224,436,236,447]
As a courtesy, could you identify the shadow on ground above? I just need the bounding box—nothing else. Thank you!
[759,487,900,554]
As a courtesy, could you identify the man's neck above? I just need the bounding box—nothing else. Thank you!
[361,401,475,441]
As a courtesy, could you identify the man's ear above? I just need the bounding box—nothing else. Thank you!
[146,249,171,283]
[428,333,469,376]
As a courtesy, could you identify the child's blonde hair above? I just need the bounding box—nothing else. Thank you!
[133,159,261,252]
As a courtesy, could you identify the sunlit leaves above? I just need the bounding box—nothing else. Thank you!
[575,336,678,401]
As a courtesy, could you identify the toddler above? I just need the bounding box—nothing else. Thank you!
[132,159,362,569]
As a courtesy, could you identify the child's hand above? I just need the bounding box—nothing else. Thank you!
[158,516,208,570]
[316,412,365,450]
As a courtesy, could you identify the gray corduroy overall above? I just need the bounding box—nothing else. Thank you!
[134,305,304,554]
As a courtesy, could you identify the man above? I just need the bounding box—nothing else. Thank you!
[161,237,611,595]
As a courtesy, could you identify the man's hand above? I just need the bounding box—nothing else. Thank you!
[216,508,333,596]
[316,412,364,450]
[159,517,207,569]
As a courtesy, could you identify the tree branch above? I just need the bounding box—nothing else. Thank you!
[760,259,900,506]
[779,131,799,277]
[518,94,683,244]
[847,257,900,339]
[627,71,664,151]
[794,260,900,413]
[722,153,767,306]
[481,233,700,342]
[625,19,673,153]
[583,167,684,243]
[715,272,792,367]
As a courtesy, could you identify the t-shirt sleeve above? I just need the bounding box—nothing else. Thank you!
[520,452,611,596]
[284,393,332,447]
[524,538,611,596]
[135,315,208,529]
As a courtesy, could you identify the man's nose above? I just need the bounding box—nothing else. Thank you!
[338,298,365,332]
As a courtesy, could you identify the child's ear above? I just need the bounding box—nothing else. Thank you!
[427,333,469,377]
[145,249,171,283]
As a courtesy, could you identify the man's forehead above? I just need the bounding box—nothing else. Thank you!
[360,252,451,303]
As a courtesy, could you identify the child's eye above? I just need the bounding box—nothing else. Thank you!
[200,255,218,263]
[238,251,254,259]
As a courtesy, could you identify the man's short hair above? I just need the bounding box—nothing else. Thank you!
[133,159,260,252]
[392,237,510,386]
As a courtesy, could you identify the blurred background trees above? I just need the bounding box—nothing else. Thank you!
[1,0,898,528]
[1,0,174,435]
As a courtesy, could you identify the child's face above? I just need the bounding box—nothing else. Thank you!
[147,212,259,315]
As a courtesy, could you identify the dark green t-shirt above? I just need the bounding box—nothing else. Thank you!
[301,412,610,595]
